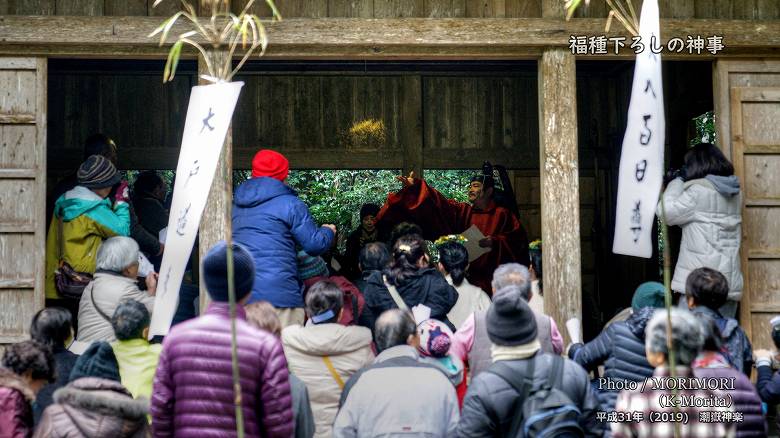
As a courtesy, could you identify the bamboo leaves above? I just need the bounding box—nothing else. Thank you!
[150,0,282,83]
[565,0,640,37]
[163,40,184,82]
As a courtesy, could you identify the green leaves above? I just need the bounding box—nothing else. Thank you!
[149,0,280,82]
[163,40,184,83]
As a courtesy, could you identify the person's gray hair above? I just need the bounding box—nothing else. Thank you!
[111,299,150,341]
[645,308,704,366]
[374,309,416,354]
[96,236,139,272]
[491,263,532,300]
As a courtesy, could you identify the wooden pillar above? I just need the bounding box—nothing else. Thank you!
[401,75,424,178]
[197,50,232,313]
[538,47,581,344]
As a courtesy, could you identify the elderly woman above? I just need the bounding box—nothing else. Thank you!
[70,237,157,354]
[612,308,735,438]
[282,281,373,438]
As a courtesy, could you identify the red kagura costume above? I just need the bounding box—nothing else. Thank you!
[376,178,530,293]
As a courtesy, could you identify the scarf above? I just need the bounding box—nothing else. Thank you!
[692,351,731,369]
[491,340,541,362]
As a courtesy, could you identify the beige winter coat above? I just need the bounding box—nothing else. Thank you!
[71,272,155,354]
[282,322,373,438]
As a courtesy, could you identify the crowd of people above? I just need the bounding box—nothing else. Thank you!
[1,136,778,437]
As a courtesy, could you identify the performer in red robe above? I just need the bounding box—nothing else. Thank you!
[376,172,530,294]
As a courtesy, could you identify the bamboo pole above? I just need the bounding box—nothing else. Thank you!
[659,195,680,438]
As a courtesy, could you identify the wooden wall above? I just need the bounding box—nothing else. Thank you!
[714,60,780,351]
[47,62,539,171]
[1,0,778,19]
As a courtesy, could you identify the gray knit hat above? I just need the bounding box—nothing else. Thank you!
[486,290,538,346]
[78,155,120,189]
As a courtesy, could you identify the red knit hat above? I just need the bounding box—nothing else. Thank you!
[251,149,289,181]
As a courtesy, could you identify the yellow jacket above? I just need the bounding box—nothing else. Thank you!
[45,186,130,299]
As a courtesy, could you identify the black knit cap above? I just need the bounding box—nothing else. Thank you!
[202,241,256,302]
[360,203,380,219]
[77,154,120,189]
[69,341,120,382]
[486,291,538,346]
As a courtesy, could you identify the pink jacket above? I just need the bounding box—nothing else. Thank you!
[451,311,563,362]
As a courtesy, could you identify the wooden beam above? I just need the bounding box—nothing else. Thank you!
[48,146,554,170]
[0,16,778,58]
[538,47,581,345]
[48,147,407,170]
[401,75,423,177]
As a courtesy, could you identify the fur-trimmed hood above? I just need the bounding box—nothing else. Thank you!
[0,367,35,401]
[626,306,656,339]
[37,377,149,437]
[53,377,148,419]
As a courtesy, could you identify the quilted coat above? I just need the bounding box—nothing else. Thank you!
[658,176,743,300]
[570,306,656,411]
[233,177,334,307]
[33,377,149,438]
[151,302,294,438]
[694,353,766,437]
[0,368,35,438]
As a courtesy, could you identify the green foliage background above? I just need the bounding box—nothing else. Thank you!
[127,168,475,251]
[691,110,716,146]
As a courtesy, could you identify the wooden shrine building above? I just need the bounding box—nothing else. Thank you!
[0,0,778,348]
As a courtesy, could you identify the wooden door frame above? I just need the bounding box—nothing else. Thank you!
[730,85,780,343]
[0,57,47,343]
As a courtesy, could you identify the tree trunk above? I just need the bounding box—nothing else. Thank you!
[538,47,581,345]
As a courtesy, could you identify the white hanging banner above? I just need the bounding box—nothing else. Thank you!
[150,81,244,337]
[612,0,665,258]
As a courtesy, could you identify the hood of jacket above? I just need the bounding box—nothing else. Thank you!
[234,176,297,208]
[691,306,739,338]
[54,186,111,221]
[0,368,34,402]
[625,306,656,339]
[53,377,148,435]
[704,174,741,197]
[419,355,464,386]
[282,323,372,356]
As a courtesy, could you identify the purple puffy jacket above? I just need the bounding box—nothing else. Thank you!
[694,362,766,437]
[151,302,294,438]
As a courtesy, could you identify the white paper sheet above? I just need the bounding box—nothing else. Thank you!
[612,0,665,258]
[566,317,583,344]
[149,81,244,337]
[461,224,490,263]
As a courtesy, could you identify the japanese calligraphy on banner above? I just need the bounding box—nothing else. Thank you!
[149,81,244,337]
[612,0,665,258]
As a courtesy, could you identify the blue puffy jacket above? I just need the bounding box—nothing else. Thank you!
[569,306,656,411]
[233,177,334,307]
